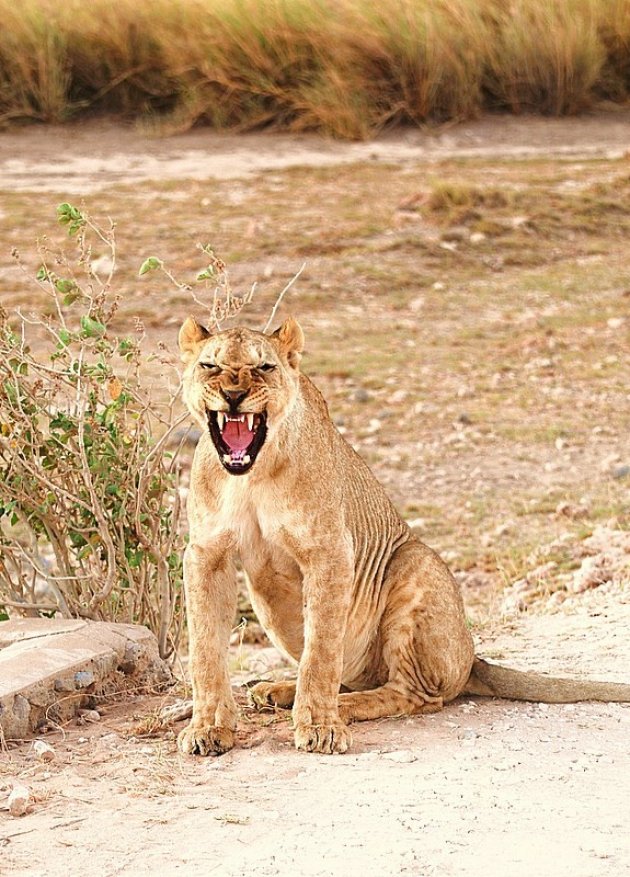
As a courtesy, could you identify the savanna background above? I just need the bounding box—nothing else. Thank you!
[1,2,629,876]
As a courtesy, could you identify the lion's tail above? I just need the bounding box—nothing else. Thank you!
[464,657,630,703]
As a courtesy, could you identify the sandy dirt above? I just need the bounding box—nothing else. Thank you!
[1,108,629,194]
[1,113,630,876]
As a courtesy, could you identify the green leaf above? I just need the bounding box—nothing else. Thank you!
[55,278,76,294]
[57,203,83,225]
[139,257,162,276]
[36,265,50,282]
[80,315,106,338]
[56,202,73,224]
[196,268,214,282]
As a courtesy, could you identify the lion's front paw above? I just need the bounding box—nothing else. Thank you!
[177,722,234,757]
[294,722,352,754]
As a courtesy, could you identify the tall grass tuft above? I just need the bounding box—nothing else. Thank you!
[0,0,628,137]
[484,0,607,115]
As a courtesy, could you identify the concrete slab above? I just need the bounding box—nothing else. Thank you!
[0,619,174,740]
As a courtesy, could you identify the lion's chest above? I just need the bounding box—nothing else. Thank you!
[201,476,297,558]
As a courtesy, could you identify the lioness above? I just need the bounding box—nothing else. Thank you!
[177,316,630,756]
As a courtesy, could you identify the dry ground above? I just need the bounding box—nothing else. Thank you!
[1,112,629,876]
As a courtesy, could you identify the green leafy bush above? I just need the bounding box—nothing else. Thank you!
[0,206,187,657]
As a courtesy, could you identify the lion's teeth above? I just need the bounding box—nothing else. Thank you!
[216,412,226,430]
[222,454,231,463]
[243,455,251,464]
[246,413,255,431]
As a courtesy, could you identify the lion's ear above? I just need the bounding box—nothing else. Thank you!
[272,317,304,370]
[179,316,211,362]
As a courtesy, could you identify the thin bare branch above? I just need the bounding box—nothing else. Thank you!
[262,263,306,333]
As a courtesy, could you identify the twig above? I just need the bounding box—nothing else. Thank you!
[262,263,306,333]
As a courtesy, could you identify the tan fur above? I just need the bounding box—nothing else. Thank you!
[177,317,630,756]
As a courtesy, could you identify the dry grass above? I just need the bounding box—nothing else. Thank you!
[1,0,630,137]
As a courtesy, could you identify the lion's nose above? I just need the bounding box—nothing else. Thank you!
[220,388,249,410]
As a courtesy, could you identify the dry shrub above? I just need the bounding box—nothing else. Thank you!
[0,207,187,658]
[483,0,606,115]
[597,0,630,100]
[0,0,71,122]
[0,0,629,134]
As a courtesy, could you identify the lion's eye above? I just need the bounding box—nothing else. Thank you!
[200,362,220,373]
[258,363,276,373]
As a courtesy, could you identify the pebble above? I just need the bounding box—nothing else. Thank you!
[607,317,626,330]
[382,750,418,764]
[77,709,102,724]
[458,729,478,742]
[612,464,630,480]
[8,784,31,817]
[33,740,56,762]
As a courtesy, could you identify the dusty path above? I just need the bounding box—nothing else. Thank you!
[0,108,629,193]
[3,609,630,877]
[1,113,630,876]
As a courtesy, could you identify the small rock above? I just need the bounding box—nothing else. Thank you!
[74,671,94,688]
[352,388,371,404]
[12,695,31,721]
[607,317,626,330]
[470,232,486,244]
[458,729,478,741]
[568,556,613,593]
[612,465,630,480]
[555,501,588,519]
[382,749,417,764]
[433,282,445,291]
[54,678,75,693]
[77,709,101,724]
[33,740,56,762]
[390,389,409,404]
[408,296,425,313]
[8,784,31,817]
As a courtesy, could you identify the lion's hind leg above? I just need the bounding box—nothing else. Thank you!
[250,680,297,709]
[338,685,443,723]
[339,538,474,725]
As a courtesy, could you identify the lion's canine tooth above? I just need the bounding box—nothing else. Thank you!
[216,412,226,430]
[222,454,231,464]
[243,454,251,464]
[246,413,255,431]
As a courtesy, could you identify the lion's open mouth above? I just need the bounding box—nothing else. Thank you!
[207,410,267,475]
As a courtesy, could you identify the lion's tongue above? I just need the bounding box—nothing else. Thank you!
[222,420,254,452]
